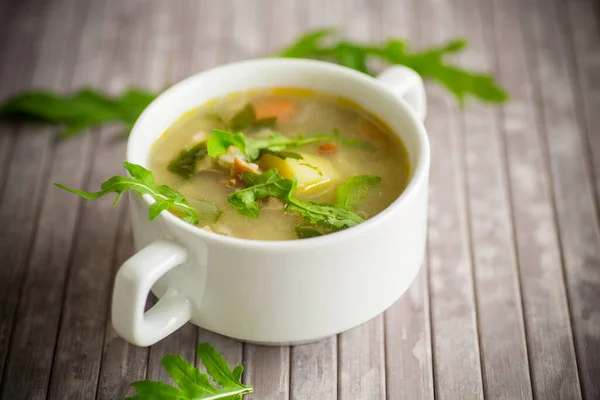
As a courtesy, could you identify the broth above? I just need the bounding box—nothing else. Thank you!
[148,88,410,240]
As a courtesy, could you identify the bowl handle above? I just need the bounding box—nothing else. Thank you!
[111,238,191,346]
[376,65,427,122]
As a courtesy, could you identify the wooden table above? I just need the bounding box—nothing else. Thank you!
[1,0,599,399]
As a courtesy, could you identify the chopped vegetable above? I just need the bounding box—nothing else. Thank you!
[167,142,208,178]
[318,142,338,154]
[335,175,382,209]
[126,343,252,400]
[258,153,337,192]
[54,162,199,225]
[254,99,295,121]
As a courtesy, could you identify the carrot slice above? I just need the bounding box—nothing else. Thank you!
[254,99,295,121]
[318,142,338,154]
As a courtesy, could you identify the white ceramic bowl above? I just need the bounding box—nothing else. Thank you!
[112,58,430,346]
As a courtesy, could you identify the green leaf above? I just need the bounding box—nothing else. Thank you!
[278,28,337,58]
[207,129,247,158]
[0,88,156,137]
[227,169,294,218]
[261,150,303,160]
[228,169,365,229]
[126,343,252,400]
[335,175,382,209]
[250,117,277,130]
[295,226,323,239]
[229,104,256,131]
[54,162,199,225]
[167,142,208,178]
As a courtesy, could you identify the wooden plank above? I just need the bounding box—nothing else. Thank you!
[452,0,534,398]
[525,0,600,397]
[486,0,582,398]
[44,0,165,397]
[336,2,387,400]
[0,0,105,396]
[416,0,484,398]
[143,0,199,383]
[564,1,600,395]
[566,1,600,213]
[0,0,83,391]
[379,1,434,399]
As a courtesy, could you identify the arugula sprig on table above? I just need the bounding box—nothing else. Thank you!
[0,29,507,138]
[54,161,200,225]
[126,343,252,400]
[278,29,507,105]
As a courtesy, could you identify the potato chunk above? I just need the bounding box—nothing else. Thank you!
[258,153,339,192]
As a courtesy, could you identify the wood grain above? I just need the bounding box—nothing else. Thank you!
[526,0,600,397]
[0,0,83,393]
[453,0,533,398]
[417,0,484,398]
[488,0,582,398]
[379,1,435,399]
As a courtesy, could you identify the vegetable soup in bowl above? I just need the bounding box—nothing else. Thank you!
[148,88,411,240]
[114,59,429,346]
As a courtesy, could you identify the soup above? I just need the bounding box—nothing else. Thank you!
[148,88,410,240]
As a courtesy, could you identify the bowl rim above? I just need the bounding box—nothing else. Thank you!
[126,58,430,250]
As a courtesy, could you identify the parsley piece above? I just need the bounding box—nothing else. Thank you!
[54,162,199,225]
[207,129,247,158]
[278,30,508,105]
[0,88,155,137]
[228,169,365,229]
[126,343,252,400]
[335,175,382,209]
[167,142,208,178]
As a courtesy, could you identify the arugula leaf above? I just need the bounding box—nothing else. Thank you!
[126,343,252,400]
[167,142,208,178]
[54,162,199,225]
[207,129,247,158]
[228,169,365,229]
[230,104,256,131]
[227,169,294,218]
[262,150,303,160]
[207,129,371,162]
[295,226,324,239]
[335,175,381,209]
[0,88,155,137]
[286,196,365,230]
[279,30,508,105]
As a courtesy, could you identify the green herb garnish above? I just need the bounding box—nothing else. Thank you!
[263,150,304,160]
[167,142,208,178]
[295,226,324,239]
[0,88,156,137]
[54,162,199,224]
[278,29,508,105]
[335,175,382,209]
[206,129,370,162]
[229,103,257,131]
[300,163,323,176]
[228,169,294,218]
[126,343,252,400]
[228,169,365,229]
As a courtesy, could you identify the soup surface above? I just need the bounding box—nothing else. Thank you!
[149,88,410,240]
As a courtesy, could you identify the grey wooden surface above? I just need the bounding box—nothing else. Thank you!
[0,0,598,399]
